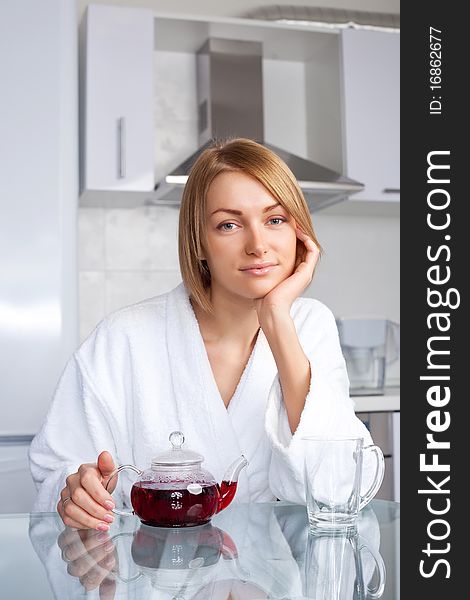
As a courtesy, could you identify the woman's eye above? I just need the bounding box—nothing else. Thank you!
[217,222,237,231]
[267,217,286,226]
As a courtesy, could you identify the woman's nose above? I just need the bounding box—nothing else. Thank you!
[245,226,267,256]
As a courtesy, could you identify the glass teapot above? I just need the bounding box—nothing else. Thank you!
[106,431,248,527]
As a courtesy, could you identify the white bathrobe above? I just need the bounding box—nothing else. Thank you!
[29,282,374,512]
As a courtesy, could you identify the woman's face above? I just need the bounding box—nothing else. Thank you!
[202,170,298,302]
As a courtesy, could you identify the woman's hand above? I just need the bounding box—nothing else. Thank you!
[253,228,317,432]
[57,527,117,597]
[255,227,320,324]
[57,451,118,531]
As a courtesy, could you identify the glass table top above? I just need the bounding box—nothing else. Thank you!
[0,499,399,599]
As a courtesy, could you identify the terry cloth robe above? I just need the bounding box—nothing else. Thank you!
[29,283,376,512]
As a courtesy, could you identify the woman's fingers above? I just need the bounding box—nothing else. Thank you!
[296,228,319,253]
[76,464,116,510]
[58,466,116,530]
[68,476,115,522]
[67,542,115,578]
[78,556,116,592]
[60,530,112,563]
[57,498,86,530]
[57,527,80,550]
[99,576,117,600]
[58,525,117,594]
[59,490,113,532]
[295,228,320,271]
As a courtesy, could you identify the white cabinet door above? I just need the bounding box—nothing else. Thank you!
[81,5,154,192]
[340,29,400,202]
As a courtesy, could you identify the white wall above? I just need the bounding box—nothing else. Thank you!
[306,211,400,385]
[308,213,399,323]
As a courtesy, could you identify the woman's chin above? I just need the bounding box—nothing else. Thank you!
[240,278,283,299]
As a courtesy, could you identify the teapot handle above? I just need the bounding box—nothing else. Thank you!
[107,532,143,584]
[105,464,143,517]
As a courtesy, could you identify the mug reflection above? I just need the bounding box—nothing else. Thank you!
[303,526,386,600]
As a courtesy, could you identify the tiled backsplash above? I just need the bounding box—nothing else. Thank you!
[78,206,182,342]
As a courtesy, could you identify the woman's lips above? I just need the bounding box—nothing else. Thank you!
[240,264,277,276]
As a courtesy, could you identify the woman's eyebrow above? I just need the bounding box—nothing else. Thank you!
[210,203,281,217]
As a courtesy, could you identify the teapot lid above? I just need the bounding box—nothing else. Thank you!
[151,431,204,467]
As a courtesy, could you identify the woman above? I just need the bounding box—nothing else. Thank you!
[29,138,374,530]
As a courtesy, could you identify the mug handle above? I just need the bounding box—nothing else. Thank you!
[105,464,143,517]
[359,445,385,510]
[355,534,386,598]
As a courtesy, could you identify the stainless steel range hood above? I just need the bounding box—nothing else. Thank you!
[154,38,364,211]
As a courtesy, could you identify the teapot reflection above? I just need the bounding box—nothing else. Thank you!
[303,526,386,600]
[111,521,251,598]
[130,521,238,570]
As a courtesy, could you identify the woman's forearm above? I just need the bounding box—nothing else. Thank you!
[261,311,311,433]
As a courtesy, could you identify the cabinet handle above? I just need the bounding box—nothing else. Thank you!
[117,117,126,179]
[382,188,400,194]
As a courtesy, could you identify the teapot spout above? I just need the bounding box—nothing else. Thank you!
[223,455,248,485]
[217,455,248,513]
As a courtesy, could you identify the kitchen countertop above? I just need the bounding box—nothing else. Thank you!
[0,500,399,599]
[353,386,400,413]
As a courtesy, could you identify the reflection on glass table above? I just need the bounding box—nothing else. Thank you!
[0,499,399,599]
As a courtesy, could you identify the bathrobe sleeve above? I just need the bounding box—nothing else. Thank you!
[28,321,126,513]
[265,300,377,505]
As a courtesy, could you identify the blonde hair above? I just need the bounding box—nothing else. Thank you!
[178,138,322,314]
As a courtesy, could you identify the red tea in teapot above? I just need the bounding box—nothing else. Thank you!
[130,480,237,527]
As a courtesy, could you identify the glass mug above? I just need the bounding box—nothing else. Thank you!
[302,437,385,530]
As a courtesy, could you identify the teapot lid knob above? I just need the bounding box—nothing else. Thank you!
[169,431,185,449]
[151,431,204,468]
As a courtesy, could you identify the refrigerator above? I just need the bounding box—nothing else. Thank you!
[0,0,78,512]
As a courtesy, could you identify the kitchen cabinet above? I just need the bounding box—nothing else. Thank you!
[80,4,154,192]
[340,29,400,202]
[0,439,36,513]
[79,9,399,212]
